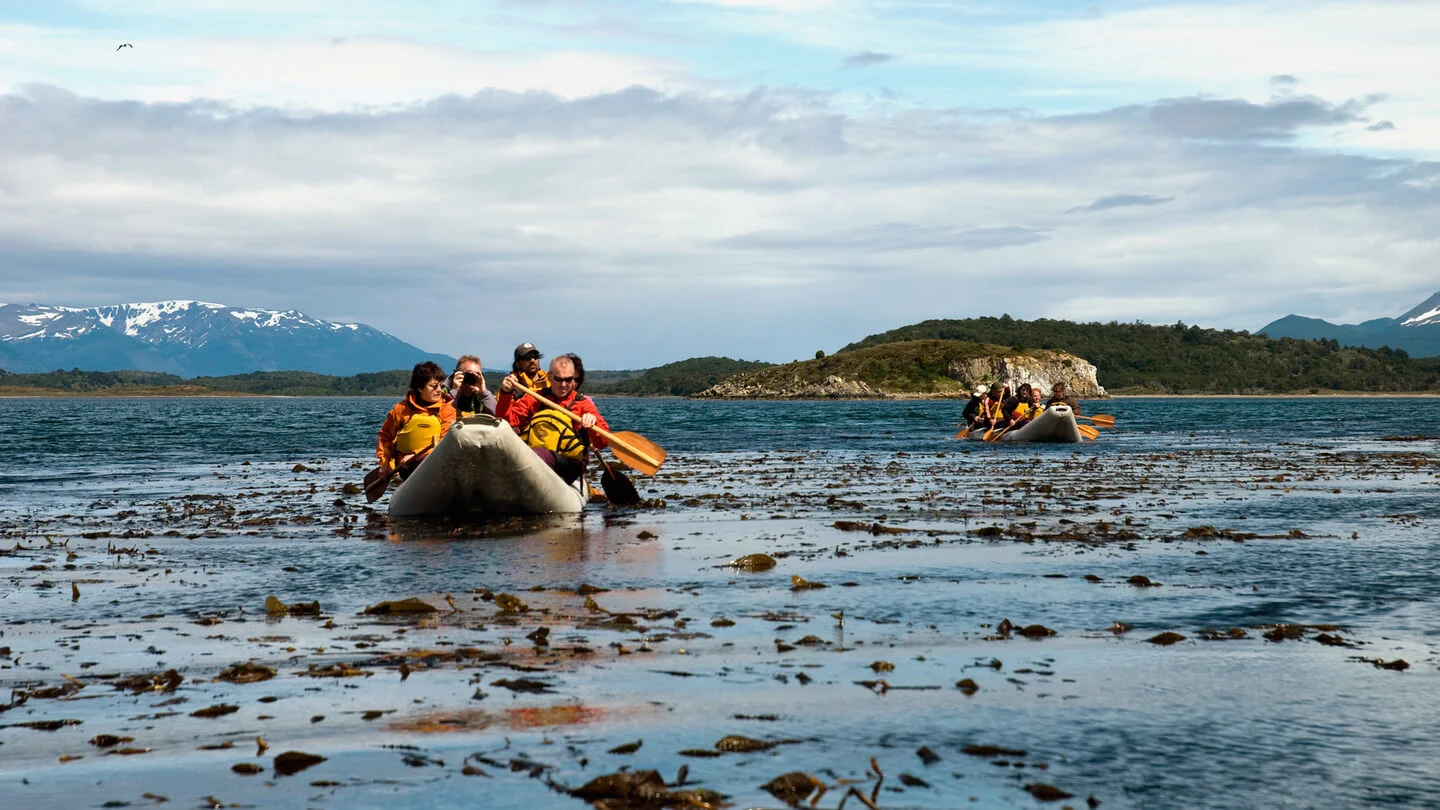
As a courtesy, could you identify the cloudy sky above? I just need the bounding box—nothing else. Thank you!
[1,0,1437,367]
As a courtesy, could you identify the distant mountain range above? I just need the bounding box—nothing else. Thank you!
[1259,291,1440,358]
[0,301,452,376]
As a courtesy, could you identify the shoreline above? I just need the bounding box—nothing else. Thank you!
[5,389,1440,400]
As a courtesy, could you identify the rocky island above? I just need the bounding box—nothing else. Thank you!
[692,340,1106,399]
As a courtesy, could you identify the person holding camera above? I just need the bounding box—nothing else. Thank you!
[447,354,497,418]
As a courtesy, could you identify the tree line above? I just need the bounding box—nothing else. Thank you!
[840,317,1440,393]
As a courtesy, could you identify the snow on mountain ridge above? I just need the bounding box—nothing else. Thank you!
[1401,307,1440,326]
[0,300,447,376]
[0,301,372,352]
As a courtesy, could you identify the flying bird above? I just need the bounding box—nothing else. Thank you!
[116,43,133,51]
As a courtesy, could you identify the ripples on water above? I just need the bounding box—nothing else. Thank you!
[0,396,1437,809]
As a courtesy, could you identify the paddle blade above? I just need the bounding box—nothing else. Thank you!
[605,431,666,476]
[982,425,996,442]
[954,426,972,440]
[362,466,392,503]
[1078,424,1100,440]
[599,465,641,506]
[1085,414,1116,427]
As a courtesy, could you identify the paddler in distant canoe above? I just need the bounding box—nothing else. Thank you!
[375,361,457,480]
[967,383,1007,434]
[497,353,609,486]
[961,385,987,424]
[1008,386,1045,430]
[1047,381,1082,414]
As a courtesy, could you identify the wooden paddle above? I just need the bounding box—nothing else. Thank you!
[1076,414,1116,427]
[1078,424,1100,440]
[363,465,392,503]
[511,382,667,475]
[955,424,975,439]
[987,421,1020,442]
[593,448,641,506]
[361,443,437,503]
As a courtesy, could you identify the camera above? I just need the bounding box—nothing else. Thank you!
[462,371,483,386]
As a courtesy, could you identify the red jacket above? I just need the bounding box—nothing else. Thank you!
[376,392,457,470]
[497,388,609,450]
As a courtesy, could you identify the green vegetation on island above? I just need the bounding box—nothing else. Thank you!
[696,340,1063,398]
[586,357,773,396]
[6,317,1440,397]
[842,317,1440,394]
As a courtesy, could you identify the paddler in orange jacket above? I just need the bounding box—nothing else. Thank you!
[497,353,608,485]
[376,361,457,478]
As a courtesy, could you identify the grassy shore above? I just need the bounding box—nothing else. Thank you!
[1106,389,1440,398]
[0,386,258,397]
[5,384,1439,399]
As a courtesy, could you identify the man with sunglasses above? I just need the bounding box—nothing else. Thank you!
[497,353,609,485]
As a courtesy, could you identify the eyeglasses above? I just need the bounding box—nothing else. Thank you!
[552,376,579,383]
[423,381,444,390]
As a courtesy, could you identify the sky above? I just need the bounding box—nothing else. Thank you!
[1,0,1437,367]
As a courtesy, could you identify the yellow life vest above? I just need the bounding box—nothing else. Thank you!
[521,407,587,462]
[518,369,550,394]
[395,413,443,456]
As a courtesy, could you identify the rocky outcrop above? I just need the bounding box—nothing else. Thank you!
[693,374,886,400]
[949,352,1106,399]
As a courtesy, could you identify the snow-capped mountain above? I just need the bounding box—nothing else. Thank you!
[1258,290,1440,358]
[0,301,453,376]
[1398,291,1440,327]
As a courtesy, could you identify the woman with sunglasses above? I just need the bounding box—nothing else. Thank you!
[375,361,458,479]
[497,353,610,485]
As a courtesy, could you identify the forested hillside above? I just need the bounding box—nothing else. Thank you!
[842,317,1440,393]
[587,357,773,396]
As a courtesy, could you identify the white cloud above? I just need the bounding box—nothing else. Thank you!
[669,0,844,11]
[0,28,697,107]
[0,81,1434,365]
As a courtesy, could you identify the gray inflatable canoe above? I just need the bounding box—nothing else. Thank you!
[971,403,1088,443]
[388,414,588,518]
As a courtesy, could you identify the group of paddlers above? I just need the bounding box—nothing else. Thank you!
[962,380,1080,435]
[375,341,608,488]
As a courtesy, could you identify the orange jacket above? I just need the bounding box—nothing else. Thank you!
[497,388,609,451]
[376,392,457,470]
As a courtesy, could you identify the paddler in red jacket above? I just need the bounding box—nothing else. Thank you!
[497,353,609,485]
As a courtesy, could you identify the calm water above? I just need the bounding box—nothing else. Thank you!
[0,396,1437,809]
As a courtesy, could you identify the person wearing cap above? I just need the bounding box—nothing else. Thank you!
[506,342,549,400]
[961,385,987,424]
[497,353,609,485]
[968,383,1007,432]
[445,354,496,418]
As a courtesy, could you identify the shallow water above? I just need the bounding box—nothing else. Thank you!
[1,396,1438,809]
